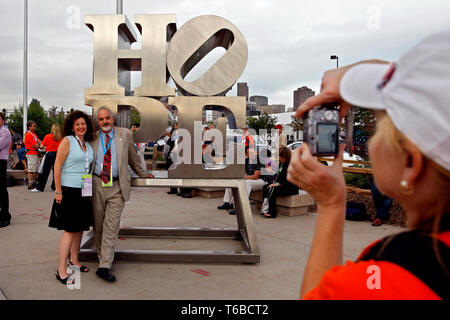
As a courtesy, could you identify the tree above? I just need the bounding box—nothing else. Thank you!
[6,99,66,138]
[52,107,66,129]
[7,106,24,134]
[27,98,52,138]
[247,112,277,132]
[352,107,376,159]
[130,108,141,125]
[288,115,304,133]
[246,112,278,146]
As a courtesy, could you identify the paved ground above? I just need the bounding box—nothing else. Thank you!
[0,178,404,300]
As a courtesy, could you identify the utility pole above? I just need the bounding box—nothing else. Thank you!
[116,0,123,14]
[23,0,28,136]
[116,0,130,129]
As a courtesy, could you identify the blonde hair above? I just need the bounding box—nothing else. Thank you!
[376,112,449,275]
[51,124,62,142]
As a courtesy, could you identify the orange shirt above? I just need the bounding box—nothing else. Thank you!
[42,134,61,152]
[24,131,40,155]
[304,231,450,300]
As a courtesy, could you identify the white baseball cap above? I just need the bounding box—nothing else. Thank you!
[340,29,450,172]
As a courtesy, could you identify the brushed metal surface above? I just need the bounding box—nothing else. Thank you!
[118,227,241,238]
[80,180,260,264]
[85,14,176,98]
[167,96,246,179]
[80,13,258,264]
[85,96,169,143]
[131,178,241,188]
[79,248,259,263]
[133,14,177,97]
[85,15,138,96]
[167,15,248,96]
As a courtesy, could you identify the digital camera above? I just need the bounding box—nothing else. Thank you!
[303,103,340,157]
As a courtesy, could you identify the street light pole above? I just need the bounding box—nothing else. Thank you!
[115,0,130,128]
[116,0,123,14]
[331,55,354,155]
[330,55,338,68]
[23,0,28,136]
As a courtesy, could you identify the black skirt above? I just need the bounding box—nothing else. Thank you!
[49,186,93,232]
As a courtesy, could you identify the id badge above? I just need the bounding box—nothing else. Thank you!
[81,174,93,197]
[101,166,113,188]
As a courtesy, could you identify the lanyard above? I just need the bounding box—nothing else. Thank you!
[100,129,114,155]
[27,131,38,142]
[75,136,90,174]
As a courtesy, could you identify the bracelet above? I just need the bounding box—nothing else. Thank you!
[55,192,62,195]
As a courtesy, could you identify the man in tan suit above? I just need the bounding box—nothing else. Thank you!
[92,107,152,282]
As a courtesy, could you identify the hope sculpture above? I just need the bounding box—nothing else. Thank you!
[84,14,249,178]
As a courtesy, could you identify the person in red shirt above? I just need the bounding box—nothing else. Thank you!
[24,120,41,189]
[32,124,62,192]
[241,126,255,157]
[288,30,449,300]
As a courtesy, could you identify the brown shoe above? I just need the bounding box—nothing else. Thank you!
[372,218,383,226]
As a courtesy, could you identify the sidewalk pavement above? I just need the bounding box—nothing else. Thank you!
[0,180,403,300]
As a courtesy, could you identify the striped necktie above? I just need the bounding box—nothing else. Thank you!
[100,133,111,184]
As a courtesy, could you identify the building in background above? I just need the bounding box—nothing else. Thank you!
[246,101,259,116]
[237,82,249,101]
[293,86,315,111]
[257,104,285,114]
[250,95,268,107]
[235,83,284,116]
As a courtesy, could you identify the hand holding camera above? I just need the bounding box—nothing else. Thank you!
[302,103,340,157]
[287,142,347,209]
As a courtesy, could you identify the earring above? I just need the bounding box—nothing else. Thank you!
[400,180,414,195]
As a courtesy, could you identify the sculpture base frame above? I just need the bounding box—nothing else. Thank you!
[79,179,260,264]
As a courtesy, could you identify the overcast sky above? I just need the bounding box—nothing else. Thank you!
[1,0,450,112]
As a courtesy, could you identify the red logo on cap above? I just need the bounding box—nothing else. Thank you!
[377,62,396,89]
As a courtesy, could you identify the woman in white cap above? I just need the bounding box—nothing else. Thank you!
[288,30,449,299]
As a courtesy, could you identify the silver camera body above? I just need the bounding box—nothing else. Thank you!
[303,104,340,157]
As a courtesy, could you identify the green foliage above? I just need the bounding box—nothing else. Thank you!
[344,167,373,189]
[345,173,372,189]
[130,108,141,125]
[7,106,24,133]
[352,107,376,160]
[52,107,66,129]
[247,112,277,132]
[288,115,304,132]
[6,98,67,138]
[204,120,214,127]
[27,98,52,138]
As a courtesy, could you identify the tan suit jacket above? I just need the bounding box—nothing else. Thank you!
[91,126,146,202]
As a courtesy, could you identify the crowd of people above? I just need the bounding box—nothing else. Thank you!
[4,120,62,192]
[0,108,153,283]
[0,29,448,299]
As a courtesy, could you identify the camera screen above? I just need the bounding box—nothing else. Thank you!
[317,124,338,154]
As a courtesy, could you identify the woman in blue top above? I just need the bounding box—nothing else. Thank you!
[49,111,95,285]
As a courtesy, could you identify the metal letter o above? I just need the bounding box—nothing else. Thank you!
[167,15,248,96]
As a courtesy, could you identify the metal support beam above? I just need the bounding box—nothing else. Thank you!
[79,179,260,264]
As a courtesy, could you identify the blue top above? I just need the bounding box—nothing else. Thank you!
[94,129,118,178]
[17,146,27,161]
[61,136,94,188]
